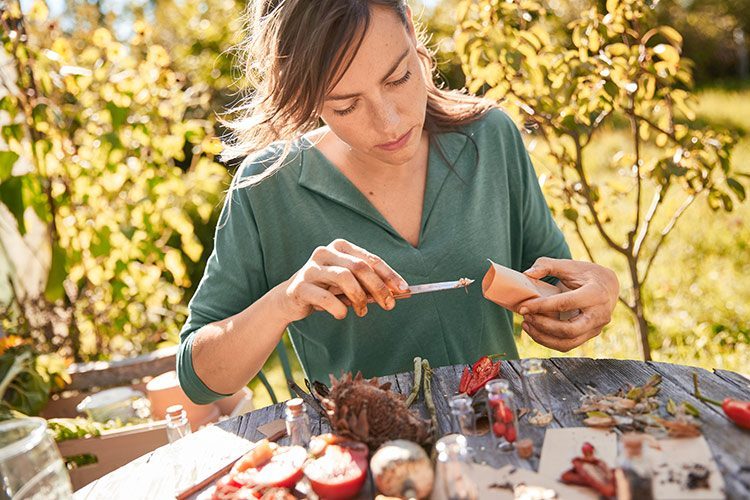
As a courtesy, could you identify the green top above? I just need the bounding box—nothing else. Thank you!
[177,108,570,404]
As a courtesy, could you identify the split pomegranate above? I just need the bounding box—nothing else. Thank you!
[304,442,369,499]
[234,445,307,489]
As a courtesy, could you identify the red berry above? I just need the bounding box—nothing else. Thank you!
[582,442,594,458]
[502,406,514,424]
[505,425,517,443]
[492,422,506,437]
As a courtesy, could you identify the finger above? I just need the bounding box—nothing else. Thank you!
[524,311,595,340]
[517,284,605,315]
[330,239,409,292]
[320,250,395,311]
[309,265,372,315]
[298,283,349,320]
[523,256,578,281]
[522,320,600,352]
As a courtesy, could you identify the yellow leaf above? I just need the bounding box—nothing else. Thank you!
[658,26,683,47]
[29,0,49,23]
[653,44,679,67]
[164,249,186,284]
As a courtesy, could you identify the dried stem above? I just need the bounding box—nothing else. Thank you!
[404,356,423,408]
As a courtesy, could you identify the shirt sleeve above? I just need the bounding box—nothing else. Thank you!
[508,119,572,274]
[177,175,270,404]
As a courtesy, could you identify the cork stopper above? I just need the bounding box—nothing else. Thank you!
[285,398,305,417]
[166,404,185,420]
[621,433,644,457]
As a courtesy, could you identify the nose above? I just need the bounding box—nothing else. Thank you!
[370,94,400,134]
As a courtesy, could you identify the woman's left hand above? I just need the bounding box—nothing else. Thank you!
[516,257,619,352]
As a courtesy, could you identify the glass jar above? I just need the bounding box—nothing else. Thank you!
[485,379,519,452]
[448,393,476,436]
[521,359,553,426]
[435,434,479,500]
[0,417,73,499]
[285,398,311,448]
[165,404,192,443]
[615,433,654,500]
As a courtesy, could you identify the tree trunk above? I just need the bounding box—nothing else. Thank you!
[628,256,652,360]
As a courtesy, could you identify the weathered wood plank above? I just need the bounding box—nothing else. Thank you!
[714,368,750,393]
[66,346,177,391]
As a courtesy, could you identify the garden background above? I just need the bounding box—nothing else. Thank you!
[1,0,749,412]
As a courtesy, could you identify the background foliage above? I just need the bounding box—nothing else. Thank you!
[0,0,748,410]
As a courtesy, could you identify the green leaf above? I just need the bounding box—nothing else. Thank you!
[727,178,746,202]
[0,151,19,182]
[683,402,700,418]
[666,398,677,416]
[0,176,26,234]
[563,207,579,222]
[44,242,67,302]
[587,410,611,418]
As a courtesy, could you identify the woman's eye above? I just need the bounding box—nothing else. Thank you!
[389,70,411,87]
[333,103,357,116]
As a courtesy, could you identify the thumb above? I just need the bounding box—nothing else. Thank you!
[523,257,575,280]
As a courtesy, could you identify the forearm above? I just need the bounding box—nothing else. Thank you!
[190,281,292,395]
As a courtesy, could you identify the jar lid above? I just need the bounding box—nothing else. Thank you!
[76,387,143,412]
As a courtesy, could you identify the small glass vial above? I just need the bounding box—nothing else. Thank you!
[165,404,192,443]
[449,394,477,436]
[485,379,519,452]
[521,359,553,426]
[615,434,654,500]
[435,434,479,500]
[285,398,311,447]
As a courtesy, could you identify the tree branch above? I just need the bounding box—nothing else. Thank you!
[572,136,629,256]
[633,185,665,258]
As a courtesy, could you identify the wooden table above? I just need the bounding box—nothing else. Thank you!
[75,358,750,499]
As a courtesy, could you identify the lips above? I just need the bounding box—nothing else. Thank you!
[376,127,413,151]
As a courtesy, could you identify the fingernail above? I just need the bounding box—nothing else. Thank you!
[399,279,409,291]
[525,267,539,274]
[385,296,395,309]
[519,307,529,315]
[521,322,529,333]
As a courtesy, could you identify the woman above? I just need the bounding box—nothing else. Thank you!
[177,0,619,404]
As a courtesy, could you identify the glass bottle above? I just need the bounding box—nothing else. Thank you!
[521,358,553,426]
[165,404,192,443]
[448,393,477,436]
[435,434,479,500]
[615,433,654,500]
[485,379,519,452]
[285,398,311,447]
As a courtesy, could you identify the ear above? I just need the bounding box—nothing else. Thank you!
[404,5,417,44]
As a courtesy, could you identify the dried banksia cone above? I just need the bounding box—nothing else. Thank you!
[320,372,434,451]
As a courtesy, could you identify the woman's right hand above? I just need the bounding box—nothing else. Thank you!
[274,239,409,323]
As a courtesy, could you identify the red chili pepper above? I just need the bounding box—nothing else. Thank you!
[458,366,471,394]
[560,443,615,498]
[458,355,502,395]
[722,399,750,430]
[693,373,750,430]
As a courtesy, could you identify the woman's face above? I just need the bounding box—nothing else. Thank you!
[319,5,428,167]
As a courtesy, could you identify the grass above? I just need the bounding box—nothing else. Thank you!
[249,85,750,409]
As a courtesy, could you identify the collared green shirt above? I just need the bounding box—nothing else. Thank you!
[177,108,570,404]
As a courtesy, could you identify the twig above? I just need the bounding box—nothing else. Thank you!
[422,359,437,434]
[692,372,722,407]
[404,356,422,408]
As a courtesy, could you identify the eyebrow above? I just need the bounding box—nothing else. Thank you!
[326,48,411,101]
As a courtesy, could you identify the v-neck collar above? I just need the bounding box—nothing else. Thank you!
[297,129,470,249]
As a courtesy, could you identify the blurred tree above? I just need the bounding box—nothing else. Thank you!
[456,0,746,359]
[0,0,227,361]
